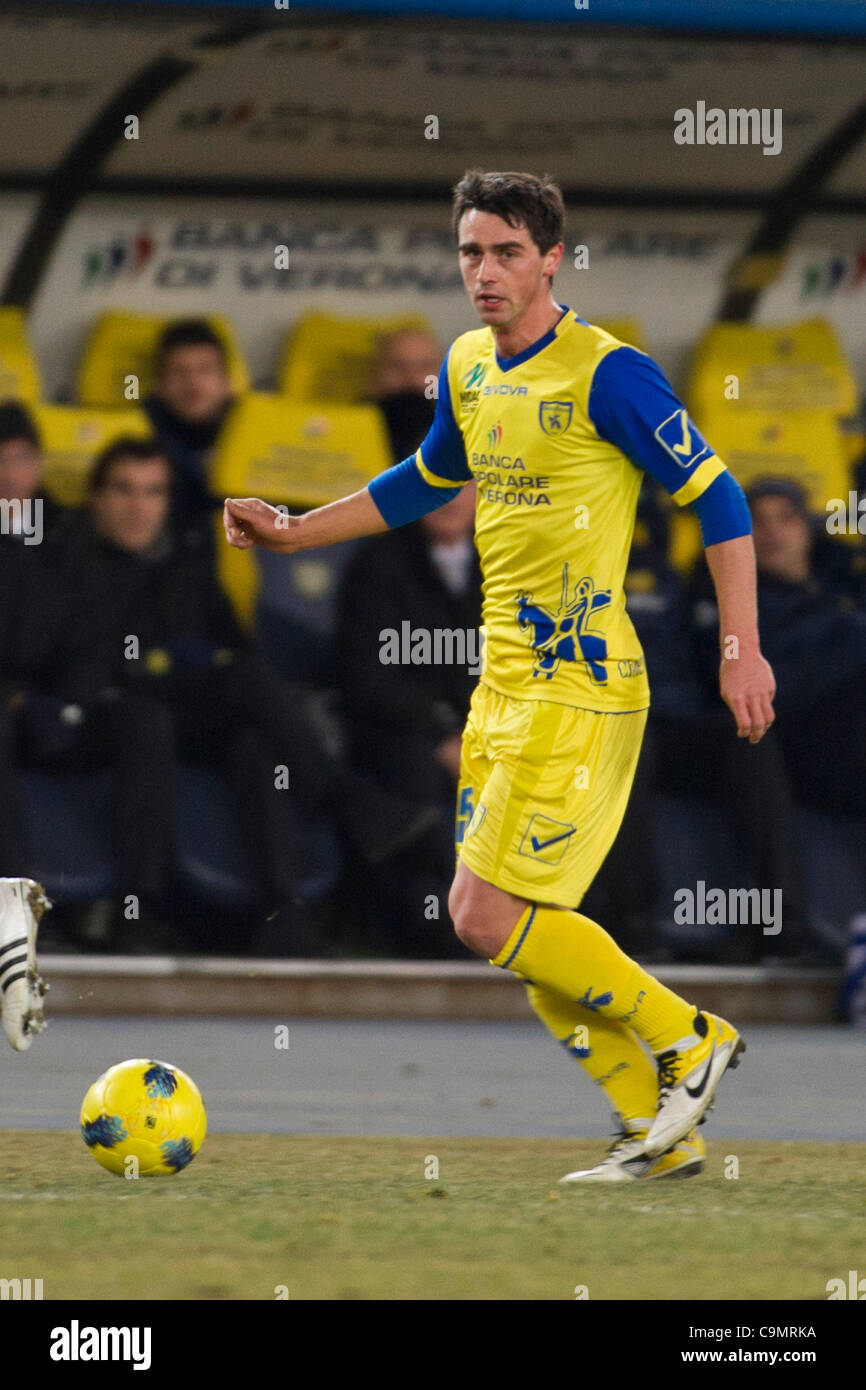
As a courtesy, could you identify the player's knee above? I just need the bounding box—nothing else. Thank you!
[449,884,504,957]
[448,884,475,947]
[453,917,498,957]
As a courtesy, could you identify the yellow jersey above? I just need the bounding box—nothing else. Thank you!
[369,306,740,714]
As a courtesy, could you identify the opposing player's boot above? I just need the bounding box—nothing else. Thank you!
[559,1122,705,1183]
[644,1010,745,1158]
[0,878,50,1052]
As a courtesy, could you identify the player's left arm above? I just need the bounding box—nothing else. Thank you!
[588,345,775,742]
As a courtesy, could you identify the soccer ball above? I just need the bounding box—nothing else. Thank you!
[80,1058,207,1177]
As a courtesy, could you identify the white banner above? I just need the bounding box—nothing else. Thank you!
[30,195,767,398]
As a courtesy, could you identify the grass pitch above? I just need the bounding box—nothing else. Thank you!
[1,1132,863,1300]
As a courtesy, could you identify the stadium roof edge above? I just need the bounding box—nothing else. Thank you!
[63,0,866,40]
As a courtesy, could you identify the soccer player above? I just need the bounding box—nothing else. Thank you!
[1,878,49,1051]
[225,170,775,1181]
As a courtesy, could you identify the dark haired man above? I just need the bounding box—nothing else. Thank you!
[144,318,235,545]
[693,476,866,820]
[225,169,773,1179]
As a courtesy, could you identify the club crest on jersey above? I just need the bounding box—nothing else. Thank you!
[515,564,611,681]
[539,400,573,435]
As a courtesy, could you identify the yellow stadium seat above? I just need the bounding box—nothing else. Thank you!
[688,319,858,418]
[694,405,851,515]
[841,425,866,469]
[279,310,434,403]
[0,307,42,405]
[211,392,393,507]
[667,508,703,576]
[213,511,259,631]
[36,404,152,507]
[75,310,249,409]
[595,318,646,353]
[210,393,395,625]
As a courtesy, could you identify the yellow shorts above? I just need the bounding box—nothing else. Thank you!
[455,681,647,908]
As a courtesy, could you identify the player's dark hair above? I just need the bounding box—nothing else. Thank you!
[154,317,228,375]
[0,399,41,452]
[451,169,565,262]
[88,436,171,494]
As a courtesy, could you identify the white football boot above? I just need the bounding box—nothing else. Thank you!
[559,1119,705,1183]
[643,1010,746,1158]
[0,878,50,1052]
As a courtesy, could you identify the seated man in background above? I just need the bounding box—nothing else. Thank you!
[0,401,72,877]
[614,494,815,964]
[371,326,441,462]
[143,318,236,549]
[14,436,434,953]
[333,484,481,955]
[734,477,866,819]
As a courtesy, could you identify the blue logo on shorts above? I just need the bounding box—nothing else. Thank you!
[519,813,576,865]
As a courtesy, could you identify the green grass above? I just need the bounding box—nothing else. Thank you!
[1,1132,864,1300]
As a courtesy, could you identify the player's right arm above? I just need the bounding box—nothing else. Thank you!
[224,351,472,554]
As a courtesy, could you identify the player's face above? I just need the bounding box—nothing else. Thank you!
[158,344,233,423]
[91,457,172,554]
[457,209,562,330]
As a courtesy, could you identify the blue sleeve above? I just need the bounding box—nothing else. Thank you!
[368,350,471,529]
[368,455,464,527]
[588,346,718,498]
[691,470,752,545]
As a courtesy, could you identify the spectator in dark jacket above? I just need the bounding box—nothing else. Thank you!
[593,515,814,964]
[143,318,236,550]
[16,437,434,952]
[0,401,72,874]
[371,327,440,462]
[333,483,481,955]
[735,477,866,815]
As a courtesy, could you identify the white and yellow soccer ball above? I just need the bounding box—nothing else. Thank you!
[80,1058,207,1177]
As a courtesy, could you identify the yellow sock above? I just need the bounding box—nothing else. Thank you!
[493,903,697,1054]
[526,983,658,1131]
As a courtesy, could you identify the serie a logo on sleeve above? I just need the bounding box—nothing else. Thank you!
[653,408,712,469]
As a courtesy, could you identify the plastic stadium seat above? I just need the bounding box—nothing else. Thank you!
[75,310,249,409]
[650,794,861,949]
[688,318,858,419]
[0,307,42,405]
[22,770,114,901]
[175,765,340,908]
[255,540,362,684]
[21,766,338,909]
[595,318,646,352]
[279,309,433,403]
[667,508,702,577]
[650,794,741,950]
[796,809,866,945]
[690,405,851,514]
[211,392,393,627]
[36,403,152,507]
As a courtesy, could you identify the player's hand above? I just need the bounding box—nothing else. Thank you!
[719,647,776,743]
[223,497,297,552]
